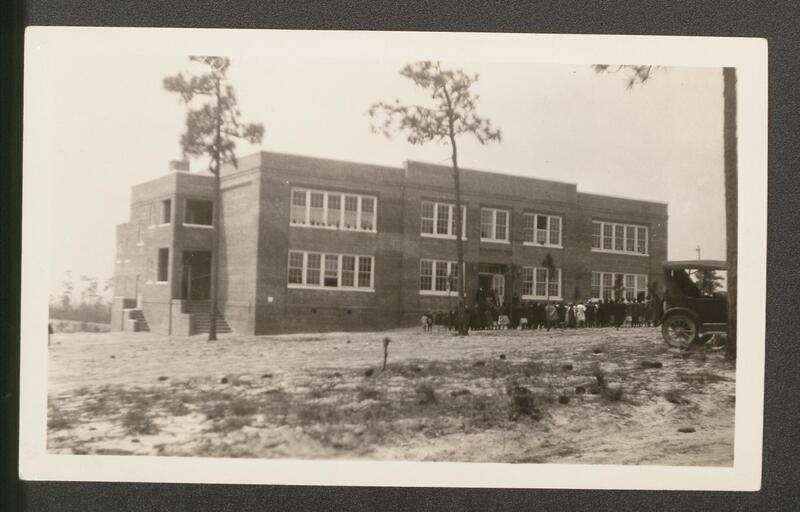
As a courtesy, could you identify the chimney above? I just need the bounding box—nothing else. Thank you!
[169,160,190,173]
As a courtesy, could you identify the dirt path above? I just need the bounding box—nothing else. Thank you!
[47,327,735,465]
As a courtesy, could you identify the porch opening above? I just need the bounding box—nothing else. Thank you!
[180,250,211,300]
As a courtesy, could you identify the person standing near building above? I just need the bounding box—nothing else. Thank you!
[544,302,556,331]
[576,302,586,328]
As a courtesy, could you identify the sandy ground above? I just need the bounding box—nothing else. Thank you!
[47,327,735,465]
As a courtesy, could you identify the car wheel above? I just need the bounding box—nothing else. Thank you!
[661,313,698,348]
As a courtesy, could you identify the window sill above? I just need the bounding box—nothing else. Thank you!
[290,223,376,234]
[480,238,511,245]
[591,248,649,257]
[421,233,467,241]
[183,223,214,229]
[521,294,563,301]
[419,290,458,297]
[155,281,168,285]
[522,242,563,249]
[157,223,171,227]
[287,284,375,292]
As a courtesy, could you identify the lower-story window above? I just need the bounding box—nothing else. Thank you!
[592,271,648,300]
[419,259,459,295]
[287,250,374,290]
[521,266,561,299]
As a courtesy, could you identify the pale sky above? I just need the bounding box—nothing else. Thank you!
[36,55,726,298]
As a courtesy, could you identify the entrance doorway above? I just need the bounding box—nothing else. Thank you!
[478,273,505,306]
[180,250,211,300]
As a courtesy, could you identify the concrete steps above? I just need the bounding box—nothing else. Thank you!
[183,301,232,334]
[128,309,150,332]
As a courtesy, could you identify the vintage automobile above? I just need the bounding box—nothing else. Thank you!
[660,260,728,348]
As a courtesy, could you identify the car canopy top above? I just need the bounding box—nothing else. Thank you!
[662,260,728,271]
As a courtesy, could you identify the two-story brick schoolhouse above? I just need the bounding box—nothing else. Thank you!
[110,151,668,335]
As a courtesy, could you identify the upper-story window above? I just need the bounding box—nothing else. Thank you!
[591,220,648,255]
[523,213,562,247]
[290,188,377,232]
[420,201,467,239]
[184,199,214,226]
[480,207,509,243]
[161,199,172,225]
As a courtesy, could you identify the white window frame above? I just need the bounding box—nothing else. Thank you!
[522,213,563,248]
[182,198,215,229]
[590,271,649,300]
[420,200,467,239]
[286,250,374,292]
[591,220,649,256]
[289,187,377,233]
[520,266,562,300]
[480,207,510,243]
[419,259,462,296]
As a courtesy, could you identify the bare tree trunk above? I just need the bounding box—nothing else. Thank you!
[723,67,738,359]
[208,77,222,341]
[450,134,468,335]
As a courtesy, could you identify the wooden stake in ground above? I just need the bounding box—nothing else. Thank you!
[382,337,391,371]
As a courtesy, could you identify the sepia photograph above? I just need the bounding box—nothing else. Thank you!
[19,28,767,490]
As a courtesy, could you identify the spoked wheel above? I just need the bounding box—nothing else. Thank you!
[661,313,698,348]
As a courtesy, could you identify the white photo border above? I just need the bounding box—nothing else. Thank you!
[19,26,767,490]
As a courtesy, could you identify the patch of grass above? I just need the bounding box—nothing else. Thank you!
[47,414,72,431]
[415,383,437,405]
[356,386,380,402]
[519,361,545,379]
[307,388,327,399]
[120,407,159,435]
[677,370,731,386]
[207,415,253,433]
[229,398,259,417]
[664,389,691,405]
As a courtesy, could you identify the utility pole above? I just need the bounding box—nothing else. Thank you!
[695,245,701,259]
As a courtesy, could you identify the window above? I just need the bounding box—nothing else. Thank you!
[161,199,172,224]
[306,253,321,285]
[523,213,562,247]
[341,255,355,287]
[324,254,339,287]
[592,221,602,249]
[184,199,213,226]
[592,221,648,255]
[419,259,460,295]
[327,194,341,228]
[288,251,304,284]
[289,188,377,232]
[480,208,510,242]
[286,251,374,290]
[290,190,307,224]
[591,271,649,300]
[358,257,373,288]
[344,195,358,228]
[521,266,562,299]
[420,260,433,292]
[361,197,375,231]
[420,201,466,238]
[309,192,325,225]
[157,248,169,282]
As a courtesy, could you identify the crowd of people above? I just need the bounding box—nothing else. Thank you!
[420,293,665,333]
